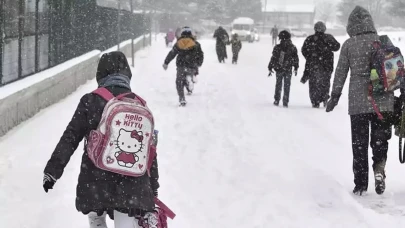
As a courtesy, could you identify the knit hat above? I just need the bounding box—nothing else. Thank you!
[278,30,291,40]
[314,21,326,33]
[96,51,132,82]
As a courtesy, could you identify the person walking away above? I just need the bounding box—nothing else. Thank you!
[163,26,204,106]
[165,29,176,47]
[42,51,161,227]
[270,25,279,47]
[231,33,242,64]
[268,30,299,108]
[213,26,229,63]
[301,21,340,108]
[326,6,394,196]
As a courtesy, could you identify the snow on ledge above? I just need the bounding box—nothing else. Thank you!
[101,35,150,55]
[0,50,101,100]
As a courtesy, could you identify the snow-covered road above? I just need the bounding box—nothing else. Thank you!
[2,34,405,227]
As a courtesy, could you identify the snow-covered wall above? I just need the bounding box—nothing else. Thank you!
[0,36,151,137]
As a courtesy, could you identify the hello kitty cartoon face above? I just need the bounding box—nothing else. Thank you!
[116,129,144,153]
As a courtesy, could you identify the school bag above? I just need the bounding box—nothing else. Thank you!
[137,198,177,228]
[368,35,405,120]
[86,87,156,177]
[275,49,291,71]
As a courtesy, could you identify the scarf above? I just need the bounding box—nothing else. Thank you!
[98,73,131,90]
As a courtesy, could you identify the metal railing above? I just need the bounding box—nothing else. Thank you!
[0,0,151,86]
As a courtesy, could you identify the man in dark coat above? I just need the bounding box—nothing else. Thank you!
[43,51,159,221]
[213,26,229,63]
[268,30,299,108]
[163,27,204,106]
[301,21,340,108]
[270,25,279,47]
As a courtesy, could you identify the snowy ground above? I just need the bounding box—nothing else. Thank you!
[2,34,405,227]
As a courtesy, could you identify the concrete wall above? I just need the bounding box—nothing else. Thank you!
[0,36,151,137]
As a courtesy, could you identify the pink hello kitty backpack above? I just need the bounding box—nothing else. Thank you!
[87,87,156,177]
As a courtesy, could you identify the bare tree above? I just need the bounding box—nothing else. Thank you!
[315,0,336,24]
[361,0,385,24]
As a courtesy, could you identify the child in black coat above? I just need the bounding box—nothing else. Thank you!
[268,30,299,107]
[231,33,242,64]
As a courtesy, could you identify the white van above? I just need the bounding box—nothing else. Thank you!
[231,17,255,42]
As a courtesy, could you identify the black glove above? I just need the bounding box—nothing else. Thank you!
[268,70,274,77]
[43,173,56,193]
[153,189,158,197]
[294,68,298,76]
[326,93,341,112]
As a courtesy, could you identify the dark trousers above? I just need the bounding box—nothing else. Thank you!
[232,50,239,63]
[274,71,292,104]
[350,113,392,190]
[176,68,194,101]
[309,67,332,105]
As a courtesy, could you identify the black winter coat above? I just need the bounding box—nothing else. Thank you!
[164,36,204,69]
[44,87,159,216]
[231,38,242,54]
[301,32,340,82]
[268,40,299,73]
[213,27,229,45]
[44,51,159,217]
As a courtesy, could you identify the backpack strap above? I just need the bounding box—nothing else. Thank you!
[93,87,115,101]
[116,92,147,106]
[154,197,176,219]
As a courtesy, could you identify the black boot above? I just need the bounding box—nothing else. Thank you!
[353,185,367,196]
[273,100,279,106]
[374,159,386,195]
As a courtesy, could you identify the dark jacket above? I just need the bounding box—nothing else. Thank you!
[164,36,204,69]
[44,51,159,217]
[302,32,340,74]
[271,27,279,38]
[268,40,299,72]
[330,6,394,115]
[231,38,242,53]
[213,27,229,45]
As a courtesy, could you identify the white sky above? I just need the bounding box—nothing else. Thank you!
[262,0,316,5]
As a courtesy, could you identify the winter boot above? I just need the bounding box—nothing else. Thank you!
[353,185,367,196]
[312,103,320,108]
[374,159,386,195]
[88,212,108,228]
[179,98,187,107]
[273,100,279,106]
[283,102,288,108]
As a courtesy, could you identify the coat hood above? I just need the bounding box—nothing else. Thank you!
[176,37,197,50]
[96,51,132,82]
[346,6,377,37]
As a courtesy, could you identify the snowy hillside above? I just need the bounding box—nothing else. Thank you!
[2,34,405,227]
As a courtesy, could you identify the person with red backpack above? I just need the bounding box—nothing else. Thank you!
[326,6,398,196]
[42,51,174,228]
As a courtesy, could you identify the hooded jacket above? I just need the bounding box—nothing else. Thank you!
[164,35,204,69]
[44,51,159,217]
[302,31,340,73]
[268,39,299,73]
[330,6,394,115]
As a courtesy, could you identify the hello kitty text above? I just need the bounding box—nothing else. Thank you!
[123,114,143,129]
